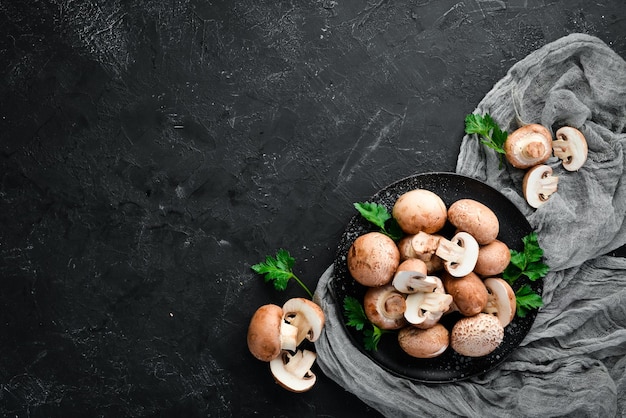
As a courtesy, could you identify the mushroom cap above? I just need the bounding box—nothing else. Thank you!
[269,349,317,393]
[436,231,479,278]
[523,164,559,209]
[282,298,326,345]
[442,271,489,317]
[504,123,553,169]
[474,240,511,277]
[483,277,516,327]
[398,323,450,358]
[447,199,499,245]
[451,313,504,357]
[553,126,588,171]
[347,232,400,287]
[247,304,289,362]
[392,189,447,235]
[364,284,407,330]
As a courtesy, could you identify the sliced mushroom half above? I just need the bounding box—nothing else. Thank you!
[435,231,479,277]
[553,126,588,171]
[523,165,559,208]
[483,278,516,327]
[282,298,325,346]
[269,349,317,393]
[404,277,453,329]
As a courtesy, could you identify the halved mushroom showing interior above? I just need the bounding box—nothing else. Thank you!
[435,231,479,277]
[269,349,317,392]
[247,304,299,362]
[483,278,516,327]
[282,298,325,346]
[523,164,559,208]
[363,284,407,330]
[404,278,453,329]
[553,126,588,171]
[504,123,553,169]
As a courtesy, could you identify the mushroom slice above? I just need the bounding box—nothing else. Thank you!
[523,165,559,208]
[392,270,438,294]
[553,126,588,171]
[483,278,516,327]
[435,232,479,277]
[398,231,442,261]
[282,298,325,346]
[404,278,453,329]
[247,304,299,362]
[364,284,407,330]
[504,123,553,169]
[269,349,317,393]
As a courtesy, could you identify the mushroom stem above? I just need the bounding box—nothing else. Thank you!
[436,238,465,264]
[280,322,299,352]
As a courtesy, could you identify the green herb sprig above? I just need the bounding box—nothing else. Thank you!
[251,249,313,299]
[464,113,508,169]
[343,296,390,351]
[353,202,403,241]
[503,232,548,317]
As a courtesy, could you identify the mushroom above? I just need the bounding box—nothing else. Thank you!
[504,123,553,169]
[474,240,511,277]
[447,199,499,245]
[363,284,407,330]
[442,271,489,317]
[347,232,400,287]
[392,259,433,293]
[483,278,516,328]
[404,277,453,329]
[398,323,449,358]
[450,313,504,357]
[397,232,445,273]
[392,189,447,235]
[522,164,559,208]
[247,304,298,362]
[553,126,588,171]
[435,231,479,278]
[281,298,325,346]
[269,349,317,392]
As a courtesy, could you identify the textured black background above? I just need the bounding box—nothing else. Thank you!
[1,1,625,417]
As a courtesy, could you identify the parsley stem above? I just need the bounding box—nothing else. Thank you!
[292,274,314,299]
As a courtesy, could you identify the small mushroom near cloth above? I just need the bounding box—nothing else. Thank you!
[397,323,450,359]
[553,126,588,171]
[450,313,505,357]
[269,349,318,392]
[504,123,553,169]
[523,164,559,208]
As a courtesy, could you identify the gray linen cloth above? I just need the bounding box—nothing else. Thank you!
[314,34,626,417]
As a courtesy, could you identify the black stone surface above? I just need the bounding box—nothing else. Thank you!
[1,1,624,417]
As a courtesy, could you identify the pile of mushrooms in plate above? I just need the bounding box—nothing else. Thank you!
[506,124,588,208]
[347,189,517,358]
[247,298,325,392]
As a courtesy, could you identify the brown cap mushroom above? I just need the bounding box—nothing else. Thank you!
[447,199,499,245]
[392,189,447,235]
[282,298,325,346]
[347,232,400,287]
[269,349,317,392]
[363,284,407,330]
[398,323,449,358]
[483,278,516,327]
[436,231,480,277]
[553,126,588,171]
[247,304,298,362]
[451,313,504,357]
[504,123,553,169]
[523,164,559,208]
[474,239,511,277]
[442,271,489,317]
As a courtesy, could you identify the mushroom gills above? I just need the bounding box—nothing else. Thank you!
[523,165,559,208]
[282,298,325,345]
[270,349,317,393]
[435,232,479,277]
[553,126,588,171]
[392,270,438,293]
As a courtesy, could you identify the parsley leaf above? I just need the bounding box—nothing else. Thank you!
[464,113,508,169]
[251,249,313,298]
[343,296,390,351]
[515,284,544,317]
[504,232,549,283]
[354,202,403,241]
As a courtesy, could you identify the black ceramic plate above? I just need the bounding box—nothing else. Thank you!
[332,172,540,383]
